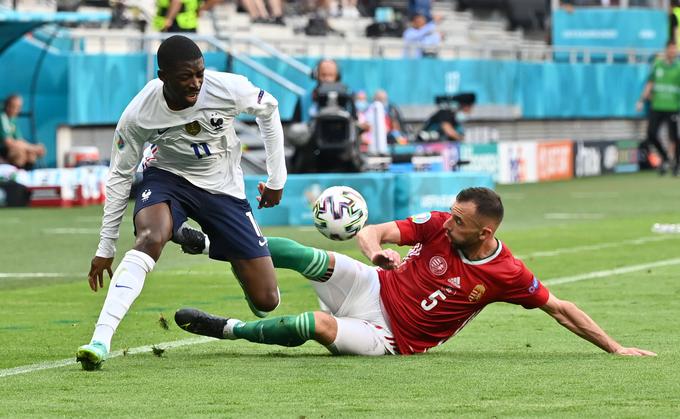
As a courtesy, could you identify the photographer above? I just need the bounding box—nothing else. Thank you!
[419,92,476,142]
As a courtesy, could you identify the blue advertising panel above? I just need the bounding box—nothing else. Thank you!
[244,173,395,226]
[552,8,667,50]
[394,172,494,220]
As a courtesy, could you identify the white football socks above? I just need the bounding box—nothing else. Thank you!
[91,249,155,351]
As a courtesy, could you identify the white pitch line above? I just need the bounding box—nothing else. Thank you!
[43,228,101,234]
[0,273,70,278]
[0,336,214,378]
[570,191,620,199]
[543,257,680,286]
[544,213,604,220]
[515,235,679,259]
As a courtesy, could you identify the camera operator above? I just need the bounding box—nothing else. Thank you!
[289,59,362,173]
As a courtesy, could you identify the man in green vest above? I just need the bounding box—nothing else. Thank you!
[153,0,220,32]
[637,41,680,176]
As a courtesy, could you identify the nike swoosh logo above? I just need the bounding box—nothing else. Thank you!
[115,284,133,290]
[157,128,169,135]
[258,238,268,247]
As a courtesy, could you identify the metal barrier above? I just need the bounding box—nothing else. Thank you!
[62,30,311,95]
[59,29,660,65]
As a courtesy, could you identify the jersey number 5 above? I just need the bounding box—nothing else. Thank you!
[191,143,212,159]
[421,290,446,311]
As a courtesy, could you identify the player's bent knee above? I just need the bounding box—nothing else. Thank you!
[134,229,168,260]
[313,311,337,345]
[249,288,280,312]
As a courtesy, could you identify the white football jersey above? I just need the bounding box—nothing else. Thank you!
[96,70,286,258]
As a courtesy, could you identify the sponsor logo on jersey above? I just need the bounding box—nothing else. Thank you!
[185,121,201,136]
[468,284,486,302]
[209,112,224,130]
[257,89,265,104]
[157,128,169,135]
[258,237,268,247]
[141,189,152,202]
[116,137,125,150]
[528,276,539,294]
[428,256,448,276]
[410,212,431,224]
[447,276,461,288]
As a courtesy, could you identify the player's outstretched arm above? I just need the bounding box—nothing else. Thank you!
[87,256,114,292]
[356,222,402,269]
[539,292,656,356]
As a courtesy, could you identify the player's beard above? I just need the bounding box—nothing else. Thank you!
[448,231,480,252]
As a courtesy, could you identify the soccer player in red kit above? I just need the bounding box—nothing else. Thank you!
[175,187,655,357]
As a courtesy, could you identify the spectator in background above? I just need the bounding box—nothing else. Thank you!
[373,89,406,145]
[363,92,389,155]
[355,90,370,146]
[153,0,222,32]
[0,94,45,170]
[358,90,406,154]
[403,13,441,58]
[408,0,431,20]
[637,41,680,176]
[241,0,285,25]
[354,90,369,114]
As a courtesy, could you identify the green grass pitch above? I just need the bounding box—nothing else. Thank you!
[0,172,679,417]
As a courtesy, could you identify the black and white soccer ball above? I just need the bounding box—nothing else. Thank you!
[312,186,369,241]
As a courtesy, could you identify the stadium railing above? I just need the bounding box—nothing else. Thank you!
[60,29,660,65]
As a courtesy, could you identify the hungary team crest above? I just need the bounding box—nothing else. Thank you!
[185,121,201,136]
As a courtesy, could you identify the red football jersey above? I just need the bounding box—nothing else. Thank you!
[378,211,549,355]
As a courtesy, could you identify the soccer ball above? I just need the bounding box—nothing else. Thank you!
[312,186,369,241]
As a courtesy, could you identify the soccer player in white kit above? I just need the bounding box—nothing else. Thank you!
[76,35,287,370]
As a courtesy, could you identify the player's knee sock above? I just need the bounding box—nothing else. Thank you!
[231,312,315,347]
[91,249,155,352]
[267,237,331,281]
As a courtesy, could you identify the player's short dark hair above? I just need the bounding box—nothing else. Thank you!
[456,187,504,223]
[157,35,203,71]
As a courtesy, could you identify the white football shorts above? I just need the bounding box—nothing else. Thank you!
[311,252,398,356]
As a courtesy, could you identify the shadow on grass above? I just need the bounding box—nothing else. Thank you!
[168,347,617,362]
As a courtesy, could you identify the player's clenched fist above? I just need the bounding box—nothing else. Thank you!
[371,249,401,270]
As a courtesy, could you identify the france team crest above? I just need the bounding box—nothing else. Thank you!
[185,121,201,136]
